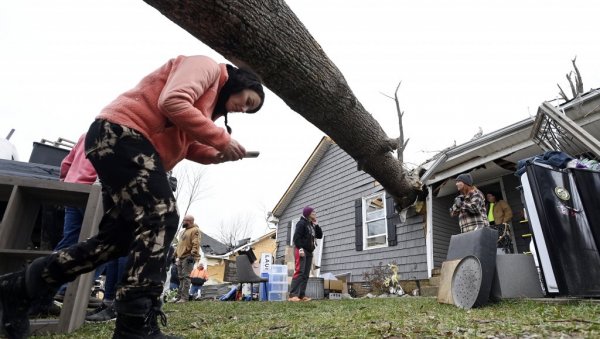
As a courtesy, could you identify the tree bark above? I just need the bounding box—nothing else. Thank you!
[143,0,420,205]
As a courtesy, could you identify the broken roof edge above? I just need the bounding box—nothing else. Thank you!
[420,88,600,185]
[425,139,537,187]
[557,88,600,112]
[204,229,276,259]
[420,118,534,184]
[271,135,333,218]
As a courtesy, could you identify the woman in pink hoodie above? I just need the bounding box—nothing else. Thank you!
[0,55,264,339]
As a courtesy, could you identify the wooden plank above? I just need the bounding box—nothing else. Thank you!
[0,249,53,258]
[0,175,92,207]
[30,318,60,336]
[57,184,102,333]
[437,259,461,305]
[0,186,40,250]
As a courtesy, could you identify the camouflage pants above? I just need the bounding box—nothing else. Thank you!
[42,119,179,301]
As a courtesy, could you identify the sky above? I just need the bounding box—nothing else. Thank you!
[2,0,600,240]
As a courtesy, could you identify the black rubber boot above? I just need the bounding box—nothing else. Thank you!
[148,298,181,339]
[0,270,30,339]
[28,294,61,318]
[112,297,182,339]
[0,256,60,339]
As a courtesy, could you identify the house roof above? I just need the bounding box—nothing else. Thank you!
[422,88,600,197]
[271,136,334,218]
[200,231,230,256]
[203,230,276,259]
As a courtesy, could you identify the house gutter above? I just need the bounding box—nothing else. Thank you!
[419,118,534,185]
[419,152,448,183]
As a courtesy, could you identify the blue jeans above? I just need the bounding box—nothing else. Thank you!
[189,284,202,298]
[104,256,128,301]
[55,206,85,295]
[55,206,85,251]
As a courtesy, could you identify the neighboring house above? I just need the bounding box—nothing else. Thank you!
[272,88,600,288]
[198,231,229,282]
[272,136,427,285]
[202,230,276,283]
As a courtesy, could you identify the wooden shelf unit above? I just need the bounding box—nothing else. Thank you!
[0,174,103,335]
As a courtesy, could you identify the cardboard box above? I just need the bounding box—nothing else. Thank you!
[325,279,343,292]
[336,275,350,294]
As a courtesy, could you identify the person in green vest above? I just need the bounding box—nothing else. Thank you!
[485,192,513,226]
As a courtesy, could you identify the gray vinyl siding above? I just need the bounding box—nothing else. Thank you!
[275,144,428,283]
[432,194,459,268]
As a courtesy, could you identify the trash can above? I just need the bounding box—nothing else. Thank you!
[305,277,324,300]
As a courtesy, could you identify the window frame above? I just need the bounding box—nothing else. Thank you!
[362,192,388,250]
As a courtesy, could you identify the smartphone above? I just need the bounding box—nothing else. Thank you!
[244,151,260,158]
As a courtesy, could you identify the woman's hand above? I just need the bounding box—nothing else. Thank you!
[217,138,246,162]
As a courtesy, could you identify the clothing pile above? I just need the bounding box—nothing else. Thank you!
[515,150,600,176]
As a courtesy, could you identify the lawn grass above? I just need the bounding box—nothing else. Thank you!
[35,297,600,338]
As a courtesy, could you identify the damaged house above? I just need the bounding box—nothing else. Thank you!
[272,88,600,294]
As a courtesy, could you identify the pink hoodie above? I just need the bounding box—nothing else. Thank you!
[60,134,97,185]
[96,55,231,171]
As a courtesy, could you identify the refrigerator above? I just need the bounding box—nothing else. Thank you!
[520,162,600,297]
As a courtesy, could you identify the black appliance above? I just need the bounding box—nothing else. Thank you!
[520,163,600,297]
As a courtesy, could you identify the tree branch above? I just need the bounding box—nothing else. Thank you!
[143,0,420,202]
[572,56,583,94]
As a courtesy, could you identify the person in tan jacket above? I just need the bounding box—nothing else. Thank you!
[486,191,515,253]
[485,192,513,225]
[174,215,201,303]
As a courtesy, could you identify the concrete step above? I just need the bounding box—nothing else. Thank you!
[419,285,438,297]
[428,275,440,287]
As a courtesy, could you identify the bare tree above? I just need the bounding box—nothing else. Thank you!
[380,81,409,163]
[257,201,277,233]
[215,213,254,250]
[171,161,211,241]
[173,163,208,217]
[143,0,423,210]
[558,56,584,101]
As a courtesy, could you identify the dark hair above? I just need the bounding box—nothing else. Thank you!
[487,191,500,199]
[214,64,265,134]
[215,65,264,114]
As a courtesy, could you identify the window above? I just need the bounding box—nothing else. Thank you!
[363,193,387,249]
[290,218,299,246]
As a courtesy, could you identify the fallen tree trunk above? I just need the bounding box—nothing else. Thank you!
[143,0,421,207]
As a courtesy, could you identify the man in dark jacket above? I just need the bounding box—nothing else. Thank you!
[289,206,323,301]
